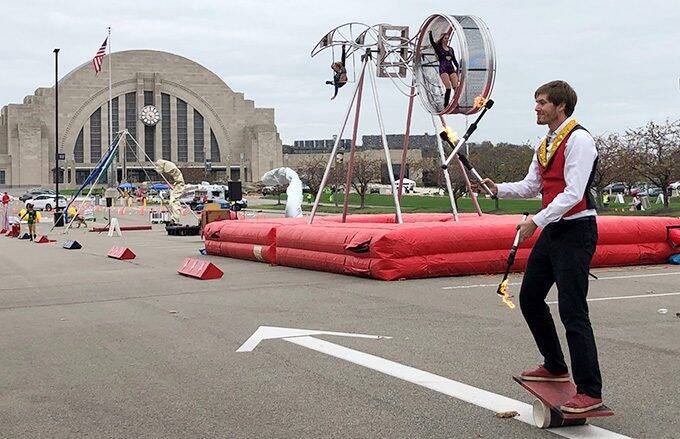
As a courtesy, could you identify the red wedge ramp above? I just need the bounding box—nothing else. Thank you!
[107,246,136,260]
[35,235,56,244]
[0,228,6,234]
[177,258,223,280]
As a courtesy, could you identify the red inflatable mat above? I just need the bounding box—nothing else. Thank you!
[205,214,680,280]
[202,217,310,264]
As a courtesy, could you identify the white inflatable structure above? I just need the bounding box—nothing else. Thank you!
[261,167,304,218]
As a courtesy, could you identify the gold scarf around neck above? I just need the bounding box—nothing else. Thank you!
[537,119,578,167]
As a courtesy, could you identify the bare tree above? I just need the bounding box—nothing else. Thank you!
[349,154,382,208]
[593,134,624,191]
[421,156,468,200]
[295,155,328,196]
[591,133,631,208]
[620,120,680,208]
[471,141,534,209]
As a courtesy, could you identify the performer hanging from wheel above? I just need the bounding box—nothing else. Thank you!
[429,29,459,108]
[326,44,348,100]
[473,81,604,414]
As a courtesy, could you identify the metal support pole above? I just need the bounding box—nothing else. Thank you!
[53,48,62,227]
[341,61,368,223]
[308,58,367,224]
[397,79,416,203]
[122,136,127,183]
[431,115,459,221]
[455,155,483,216]
[367,61,403,224]
[440,115,483,216]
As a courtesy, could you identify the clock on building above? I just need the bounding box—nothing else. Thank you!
[140,105,161,126]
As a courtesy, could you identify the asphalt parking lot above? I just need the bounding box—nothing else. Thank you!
[0,207,678,438]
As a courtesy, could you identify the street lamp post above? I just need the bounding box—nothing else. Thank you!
[53,48,63,227]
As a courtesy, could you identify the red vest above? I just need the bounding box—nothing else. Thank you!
[539,127,592,217]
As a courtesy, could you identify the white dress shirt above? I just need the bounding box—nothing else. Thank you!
[496,117,598,228]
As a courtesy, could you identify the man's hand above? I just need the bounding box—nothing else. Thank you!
[470,178,498,196]
[517,218,538,243]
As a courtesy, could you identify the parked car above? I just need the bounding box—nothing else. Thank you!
[602,182,626,194]
[639,187,663,197]
[669,181,680,190]
[262,185,284,196]
[25,194,67,211]
[19,189,55,202]
[397,178,416,193]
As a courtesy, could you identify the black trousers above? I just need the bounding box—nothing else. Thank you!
[519,216,602,398]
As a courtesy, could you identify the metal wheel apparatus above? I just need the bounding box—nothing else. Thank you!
[414,14,496,116]
[309,14,497,224]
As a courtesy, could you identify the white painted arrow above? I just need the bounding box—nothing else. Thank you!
[238,326,631,439]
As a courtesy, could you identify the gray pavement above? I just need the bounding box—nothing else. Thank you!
[0,203,679,438]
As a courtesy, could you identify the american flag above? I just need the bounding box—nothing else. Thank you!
[92,37,108,74]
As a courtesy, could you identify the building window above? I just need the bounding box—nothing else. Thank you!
[90,107,101,162]
[75,169,90,184]
[143,91,155,162]
[0,170,5,185]
[177,98,188,162]
[210,129,220,162]
[145,125,155,162]
[125,92,136,162]
[161,93,171,160]
[194,109,204,163]
[74,128,84,163]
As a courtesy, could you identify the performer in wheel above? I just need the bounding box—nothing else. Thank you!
[474,81,604,414]
[429,29,459,108]
[326,44,348,100]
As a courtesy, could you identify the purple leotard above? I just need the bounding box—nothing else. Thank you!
[429,32,459,75]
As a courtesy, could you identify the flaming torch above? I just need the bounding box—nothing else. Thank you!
[496,212,530,309]
[473,95,487,110]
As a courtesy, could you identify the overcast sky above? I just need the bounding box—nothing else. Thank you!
[1,0,679,146]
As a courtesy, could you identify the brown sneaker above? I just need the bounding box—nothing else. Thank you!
[520,364,570,382]
[560,393,603,413]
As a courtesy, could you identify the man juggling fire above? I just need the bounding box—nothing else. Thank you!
[473,80,603,413]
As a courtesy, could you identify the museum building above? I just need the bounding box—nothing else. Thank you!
[0,50,283,187]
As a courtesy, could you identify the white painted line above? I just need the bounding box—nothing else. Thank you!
[547,291,680,305]
[286,336,629,439]
[443,282,522,290]
[442,270,680,290]
[592,272,680,281]
[240,327,630,438]
[236,326,389,353]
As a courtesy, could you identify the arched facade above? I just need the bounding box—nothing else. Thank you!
[0,50,283,187]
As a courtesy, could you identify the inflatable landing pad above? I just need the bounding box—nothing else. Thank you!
[203,214,680,280]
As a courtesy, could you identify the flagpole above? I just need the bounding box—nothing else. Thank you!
[107,26,114,187]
